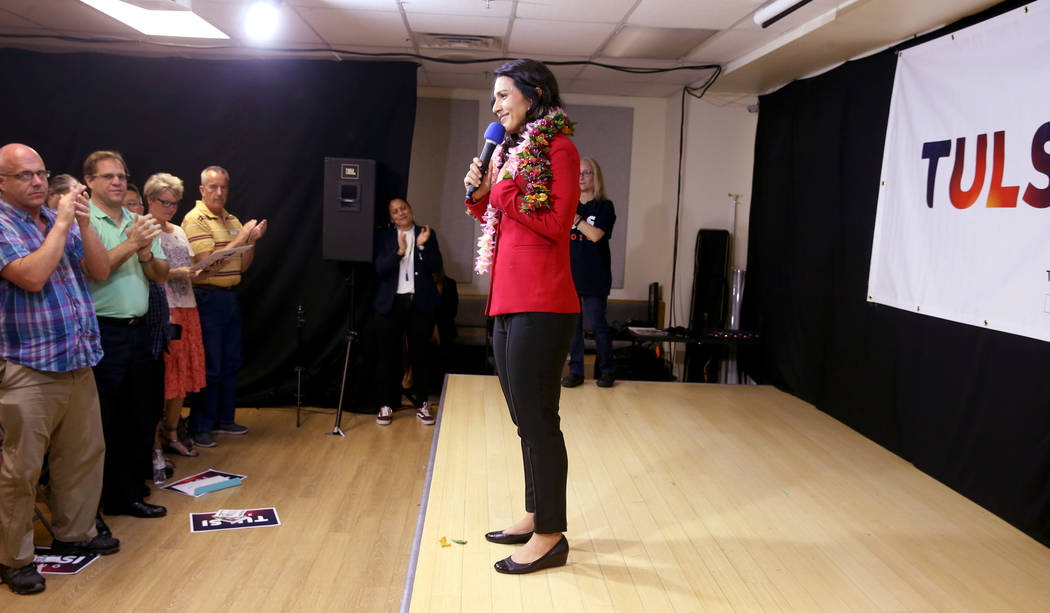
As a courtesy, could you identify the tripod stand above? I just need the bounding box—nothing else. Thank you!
[294,304,305,427]
[328,268,358,437]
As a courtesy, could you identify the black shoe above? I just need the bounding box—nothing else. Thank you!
[484,529,534,545]
[494,535,569,575]
[51,534,120,556]
[560,373,584,388]
[105,500,167,519]
[596,373,615,388]
[0,563,45,595]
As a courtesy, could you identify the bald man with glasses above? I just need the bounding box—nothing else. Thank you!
[0,143,118,595]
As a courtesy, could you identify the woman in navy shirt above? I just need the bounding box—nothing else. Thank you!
[562,157,617,388]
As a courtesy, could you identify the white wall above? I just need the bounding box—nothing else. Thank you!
[409,86,758,334]
[666,95,759,329]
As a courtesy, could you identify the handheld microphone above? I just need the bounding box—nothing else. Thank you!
[466,121,506,199]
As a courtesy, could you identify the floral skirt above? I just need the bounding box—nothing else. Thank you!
[164,307,207,400]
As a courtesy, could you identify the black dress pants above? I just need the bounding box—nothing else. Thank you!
[374,294,435,408]
[492,311,577,534]
[94,320,155,510]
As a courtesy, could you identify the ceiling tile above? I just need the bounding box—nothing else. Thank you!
[508,19,614,56]
[603,26,717,59]
[407,13,506,37]
[287,0,396,9]
[399,0,512,18]
[686,28,770,63]
[298,8,408,46]
[628,0,762,30]
[514,0,636,23]
[192,0,321,43]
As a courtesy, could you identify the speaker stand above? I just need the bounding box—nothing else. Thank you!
[328,269,358,438]
[294,304,305,427]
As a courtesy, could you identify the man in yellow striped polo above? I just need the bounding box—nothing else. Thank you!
[180,166,266,448]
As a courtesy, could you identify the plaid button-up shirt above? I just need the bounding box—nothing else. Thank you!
[0,200,102,372]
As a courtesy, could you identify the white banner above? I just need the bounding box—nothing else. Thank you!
[868,2,1050,342]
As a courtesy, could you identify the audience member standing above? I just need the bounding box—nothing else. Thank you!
[180,166,266,448]
[372,198,442,426]
[0,143,118,595]
[123,183,144,215]
[84,150,169,519]
[562,157,617,388]
[46,173,81,210]
[145,173,205,458]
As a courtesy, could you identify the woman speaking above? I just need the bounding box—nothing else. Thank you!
[464,58,581,575]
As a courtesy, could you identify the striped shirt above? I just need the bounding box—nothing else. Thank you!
[181,200,244,288]
[0,200,103,372]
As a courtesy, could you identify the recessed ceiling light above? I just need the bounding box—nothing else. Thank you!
[78,0,229,39]
[245,1,280,42]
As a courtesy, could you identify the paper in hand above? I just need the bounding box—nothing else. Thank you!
[190,245,253,272]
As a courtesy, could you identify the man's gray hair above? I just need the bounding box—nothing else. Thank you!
[200,165,230,186]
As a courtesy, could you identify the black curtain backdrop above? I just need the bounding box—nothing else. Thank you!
[741,0,1050,546]
[0,49,418,410]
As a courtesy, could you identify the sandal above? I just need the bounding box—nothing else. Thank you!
[161,424,199,457]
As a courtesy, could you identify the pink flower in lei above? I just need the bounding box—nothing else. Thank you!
[471,107,575,275]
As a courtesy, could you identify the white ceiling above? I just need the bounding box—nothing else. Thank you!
[0,0,1003,97]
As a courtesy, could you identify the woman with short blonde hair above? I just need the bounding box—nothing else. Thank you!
[145,172,206,459]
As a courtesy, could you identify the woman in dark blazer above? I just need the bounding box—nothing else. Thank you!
[464,58,581,575]
[372,198,442,426]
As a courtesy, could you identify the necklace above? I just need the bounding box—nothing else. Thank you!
[471,108,575,275]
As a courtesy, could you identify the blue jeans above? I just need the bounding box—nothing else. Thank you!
[568,295,615,378]
[191,287,242,434]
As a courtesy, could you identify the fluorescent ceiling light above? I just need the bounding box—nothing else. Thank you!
[78,0,229,39]
[753,0,816,29]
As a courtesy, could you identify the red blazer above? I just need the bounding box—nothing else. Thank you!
[467,133,581,316]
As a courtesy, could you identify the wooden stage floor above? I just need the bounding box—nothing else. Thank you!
[4,376,1049,611]
[407,376,1050,612]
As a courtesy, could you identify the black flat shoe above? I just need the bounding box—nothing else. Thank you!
[494,535,569,575]
[485,530,534,545]
[105,501,167,519]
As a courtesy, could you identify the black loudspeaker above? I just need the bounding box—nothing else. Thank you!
[322,157,375,262]
[684,229,730,382]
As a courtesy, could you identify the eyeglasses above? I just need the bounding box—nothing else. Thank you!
[579,170,594,178]
[92,173,128,183]
[1,170,51,182]
[154,198,179,208]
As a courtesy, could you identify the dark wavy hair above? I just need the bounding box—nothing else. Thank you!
[492,59,563,143]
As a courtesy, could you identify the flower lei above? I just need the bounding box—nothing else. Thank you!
[470,107,575,275]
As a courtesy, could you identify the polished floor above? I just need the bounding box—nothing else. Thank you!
[408,376,1050,612]
[3,404,433,612]
[5,377,1050,612]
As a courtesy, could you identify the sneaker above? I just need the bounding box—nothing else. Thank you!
[596,373,616,388]
[193,432,217,448]
[561,373,584,388]
[0,563,45,595]
[213,422,248,435]
[376,405,393,426]
[51,533,120,556]
[416,401,436,425]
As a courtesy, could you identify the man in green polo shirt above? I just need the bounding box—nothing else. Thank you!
[84,150,170,520]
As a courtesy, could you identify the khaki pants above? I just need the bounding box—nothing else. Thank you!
[0,361,104,567]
